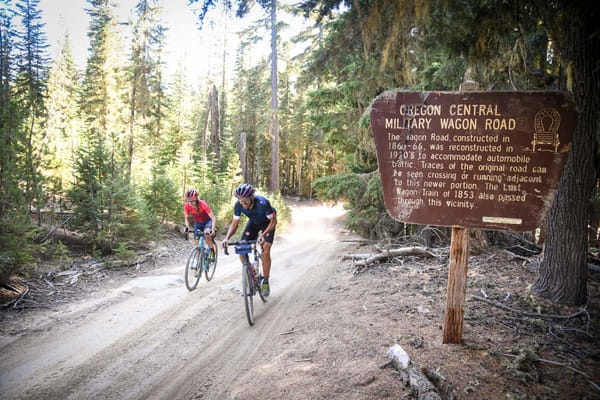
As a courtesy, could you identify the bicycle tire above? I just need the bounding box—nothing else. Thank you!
[205,245,218,281]
[242,263,255,326]
[185,247,202,291]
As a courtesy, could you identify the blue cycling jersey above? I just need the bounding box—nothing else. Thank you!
[233,195,275,225]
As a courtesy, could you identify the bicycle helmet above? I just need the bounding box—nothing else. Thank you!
[234,183,255,198]
[186,188,199,200]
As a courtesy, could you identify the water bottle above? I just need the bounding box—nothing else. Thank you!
[205,246,211,260]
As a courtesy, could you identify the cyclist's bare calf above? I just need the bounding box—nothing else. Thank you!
[260,240,272,280]
[203,229,216,252]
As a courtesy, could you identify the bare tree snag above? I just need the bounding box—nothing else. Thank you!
[209,84,220,161]
[269,1,279,192]
[238,132,248,182]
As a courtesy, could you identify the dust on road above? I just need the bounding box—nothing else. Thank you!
[3,202,598,400]
[1,202,380,400]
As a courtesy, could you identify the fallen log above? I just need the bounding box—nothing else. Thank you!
[386,344,442,400]
[107,253,153,269]
[343,246,436,269]
[49,229,87,247]
[0,272,30,308]
[48,229,114,253]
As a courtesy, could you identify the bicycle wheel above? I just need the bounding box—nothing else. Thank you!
[242,264,255,326]
[205,245,218,281]
[185,248,202,291]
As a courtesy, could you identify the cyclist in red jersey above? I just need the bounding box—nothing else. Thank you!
[184,188,217,256]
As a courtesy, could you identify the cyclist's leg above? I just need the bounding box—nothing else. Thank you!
[203,220,216,252]
[190,222,203,266]
[194,221,211,269]
[261,228,275,280]
[261,242,272,279]
[239,221,259,264]
[203,220,218,280]
[241,220,259,241]
[193,222,202,247]
[257,224,275,297]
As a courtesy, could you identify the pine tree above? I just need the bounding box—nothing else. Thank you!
[127,0,168,184]
[44,34,80,197]
[13,0,49,217]
[0,1,37,270]
[192,0,281,192]
[142,163,179,224]
[71,0,138,252]
[0,1,21,219]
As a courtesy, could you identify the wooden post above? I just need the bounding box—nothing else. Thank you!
[442,226,469,344]
[441,80,478,344]
[368,81,576,344]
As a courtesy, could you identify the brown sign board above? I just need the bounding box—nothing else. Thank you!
[370,91,577,231]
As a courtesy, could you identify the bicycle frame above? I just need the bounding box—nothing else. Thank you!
[184,230,218,291]
[224,240,266,326]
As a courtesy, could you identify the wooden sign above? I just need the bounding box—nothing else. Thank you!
[370,91,577,231]
[371,89,577,344]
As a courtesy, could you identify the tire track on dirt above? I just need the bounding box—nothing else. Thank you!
[1,203,349,400]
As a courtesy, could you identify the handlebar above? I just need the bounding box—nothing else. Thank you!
[184,227,217,240]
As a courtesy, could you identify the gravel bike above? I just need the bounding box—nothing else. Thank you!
[224,240,266,325]
[185,230,218,291]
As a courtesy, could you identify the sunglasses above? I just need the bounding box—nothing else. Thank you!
[239,198,252,205]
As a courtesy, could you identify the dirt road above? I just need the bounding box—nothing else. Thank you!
[1,203,398,400]
[3,202,598,400]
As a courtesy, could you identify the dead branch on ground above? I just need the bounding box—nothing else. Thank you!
[503,249,537,263]
[494,351,600,394]
[472,295,591,323]
[0,273,30,308]
[343,246,438,274]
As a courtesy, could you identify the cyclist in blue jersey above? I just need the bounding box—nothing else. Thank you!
[222,183,277,296]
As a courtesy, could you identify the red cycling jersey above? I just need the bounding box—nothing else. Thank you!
[184,200,212,223]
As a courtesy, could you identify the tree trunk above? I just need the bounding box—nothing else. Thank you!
[296,152,303,195]
[269,0,280,192]
[128,83,136,183]
[533,2,599,305]
[220,18,228,165]
[201,95,210,164]
[238,131,248,182]
[209,84,220,161]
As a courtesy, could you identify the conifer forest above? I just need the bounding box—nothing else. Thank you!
[1,0,598,308]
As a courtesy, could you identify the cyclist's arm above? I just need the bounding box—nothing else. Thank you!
[208,211,217,234]
[184,207,193,231]
[223,218,240,242]
[261,213,277,237]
